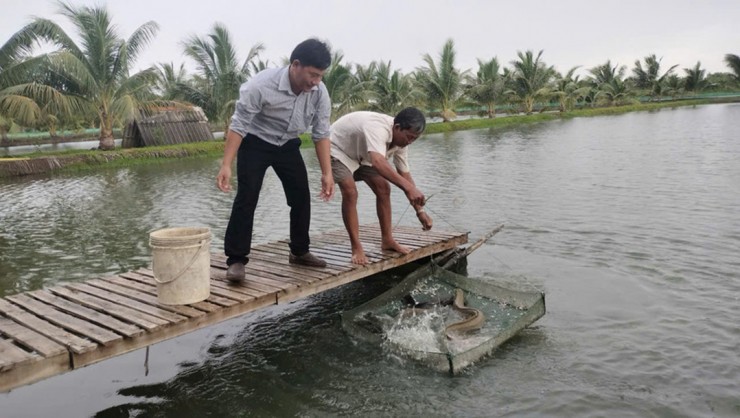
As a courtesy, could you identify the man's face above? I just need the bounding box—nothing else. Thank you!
[289,61,325,93]
[391,125,422,147]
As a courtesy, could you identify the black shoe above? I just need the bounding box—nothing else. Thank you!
[226,262,245,283]
[289,251,327,268]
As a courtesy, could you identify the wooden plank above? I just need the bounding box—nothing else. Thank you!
[68,291,276,370]
[209,266,284,295]
[119,272,221,313]
[276,232,469,304]
[244,246,348,275]
[288,236,388,260]
[6,294,122,346]
[357,225,453,241]
[0,347,68,392]
[51,284,174,331]
[320,230,427,249]
[209,259,311,289]
[62,281,188,324]
[29,289,145,338]
[0,299,96,354]
[0,225,468,392]
[212,255,330,283]
[93,277,207,319]
[354,228,439,246]
[308,240,399,265]
[208,268,273,298]
[132,269,248,307]
[0,338,36,370]
[260,242,369,266]
[249,248,345,276]
[248,249,349,275]
[259,242,360,265]
[0,317,66,357]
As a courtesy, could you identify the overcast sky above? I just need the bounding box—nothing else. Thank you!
[2,0,739,78]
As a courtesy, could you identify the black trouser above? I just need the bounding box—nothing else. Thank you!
[224,134,311,265]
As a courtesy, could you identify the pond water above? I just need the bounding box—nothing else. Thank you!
[1,104,739,417]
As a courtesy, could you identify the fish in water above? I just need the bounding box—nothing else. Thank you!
[399,289,485,339]
[444,289,485,340]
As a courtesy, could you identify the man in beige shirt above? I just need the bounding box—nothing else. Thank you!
[330,107,433,265]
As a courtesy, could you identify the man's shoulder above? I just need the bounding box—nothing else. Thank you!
[338,111,393,124]
[246,67,285,89]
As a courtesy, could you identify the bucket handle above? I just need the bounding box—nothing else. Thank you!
[153,240,208,285]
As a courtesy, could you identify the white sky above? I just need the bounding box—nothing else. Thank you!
[2,0,739,78]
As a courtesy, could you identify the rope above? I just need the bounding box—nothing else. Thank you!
[393,192,467,233]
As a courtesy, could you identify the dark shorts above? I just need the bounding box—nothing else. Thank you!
[331,157,380,183]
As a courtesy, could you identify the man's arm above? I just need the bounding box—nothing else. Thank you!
[315,138,334,201]
[400,171,433,230]
[216,129,244,192]
[217,81,259,192]
[368,151,425,206]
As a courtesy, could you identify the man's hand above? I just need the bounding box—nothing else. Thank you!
[319,173,334,201]
[216,166,232,192]
[404,186,425,207]
[417,210,433,231]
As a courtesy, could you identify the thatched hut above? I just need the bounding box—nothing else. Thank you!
[122,106,213,148]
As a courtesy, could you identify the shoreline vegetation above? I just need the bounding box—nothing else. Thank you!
[3,3,739,158]
[2,97,737,179]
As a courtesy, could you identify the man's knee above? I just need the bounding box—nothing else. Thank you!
[369,177,391,197]
[339,181,359,203]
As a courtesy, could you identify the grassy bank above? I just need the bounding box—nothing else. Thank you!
[0,141,225,178]
[2,97,738,178]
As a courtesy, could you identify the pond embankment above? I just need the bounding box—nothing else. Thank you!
[2,97,738,179]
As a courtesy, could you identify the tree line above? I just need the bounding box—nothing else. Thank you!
[1,1,739,150]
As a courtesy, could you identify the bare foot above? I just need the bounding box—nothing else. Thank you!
[351,248,369,265]
[381,239,410,255]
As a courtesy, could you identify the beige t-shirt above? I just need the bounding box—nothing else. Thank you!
[330,111,410,173]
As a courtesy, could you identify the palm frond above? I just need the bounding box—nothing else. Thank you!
[0,93,42,125]
[126,21,159,65]
[724,54,740,80]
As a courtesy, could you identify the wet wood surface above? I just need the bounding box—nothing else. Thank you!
[0,224,468,392]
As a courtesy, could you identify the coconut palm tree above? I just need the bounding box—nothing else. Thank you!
[683,62,710,94]
[321,52,368,120]
[551,67,589,112]
[589,60,626,85]
[0,24,72,141]
[465,57,505,118]
[415,39,465,122]
[631,54,678,101]
[724,54,740,83]
[179,23,264,127]
[584,61,632,107]
[509,50,555,114]
[662,74,684,98]
[594,77,635,106]
[153,62,188,101]
[17,1,161,150]
[366,61,421,115]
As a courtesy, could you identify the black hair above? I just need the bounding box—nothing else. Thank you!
[289,38,332,70]
[394,107,426,133]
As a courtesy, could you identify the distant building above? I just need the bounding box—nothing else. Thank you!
[122,106,213,148]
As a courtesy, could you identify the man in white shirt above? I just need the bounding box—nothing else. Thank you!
[330,107,433,265]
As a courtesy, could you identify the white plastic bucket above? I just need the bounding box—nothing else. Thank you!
[149,227,211,305]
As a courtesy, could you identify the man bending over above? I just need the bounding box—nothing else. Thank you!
[330,107,433,265]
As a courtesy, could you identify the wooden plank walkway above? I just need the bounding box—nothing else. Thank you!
[0,224,467,392]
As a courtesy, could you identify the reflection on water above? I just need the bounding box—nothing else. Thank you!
[1,104,739,417]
